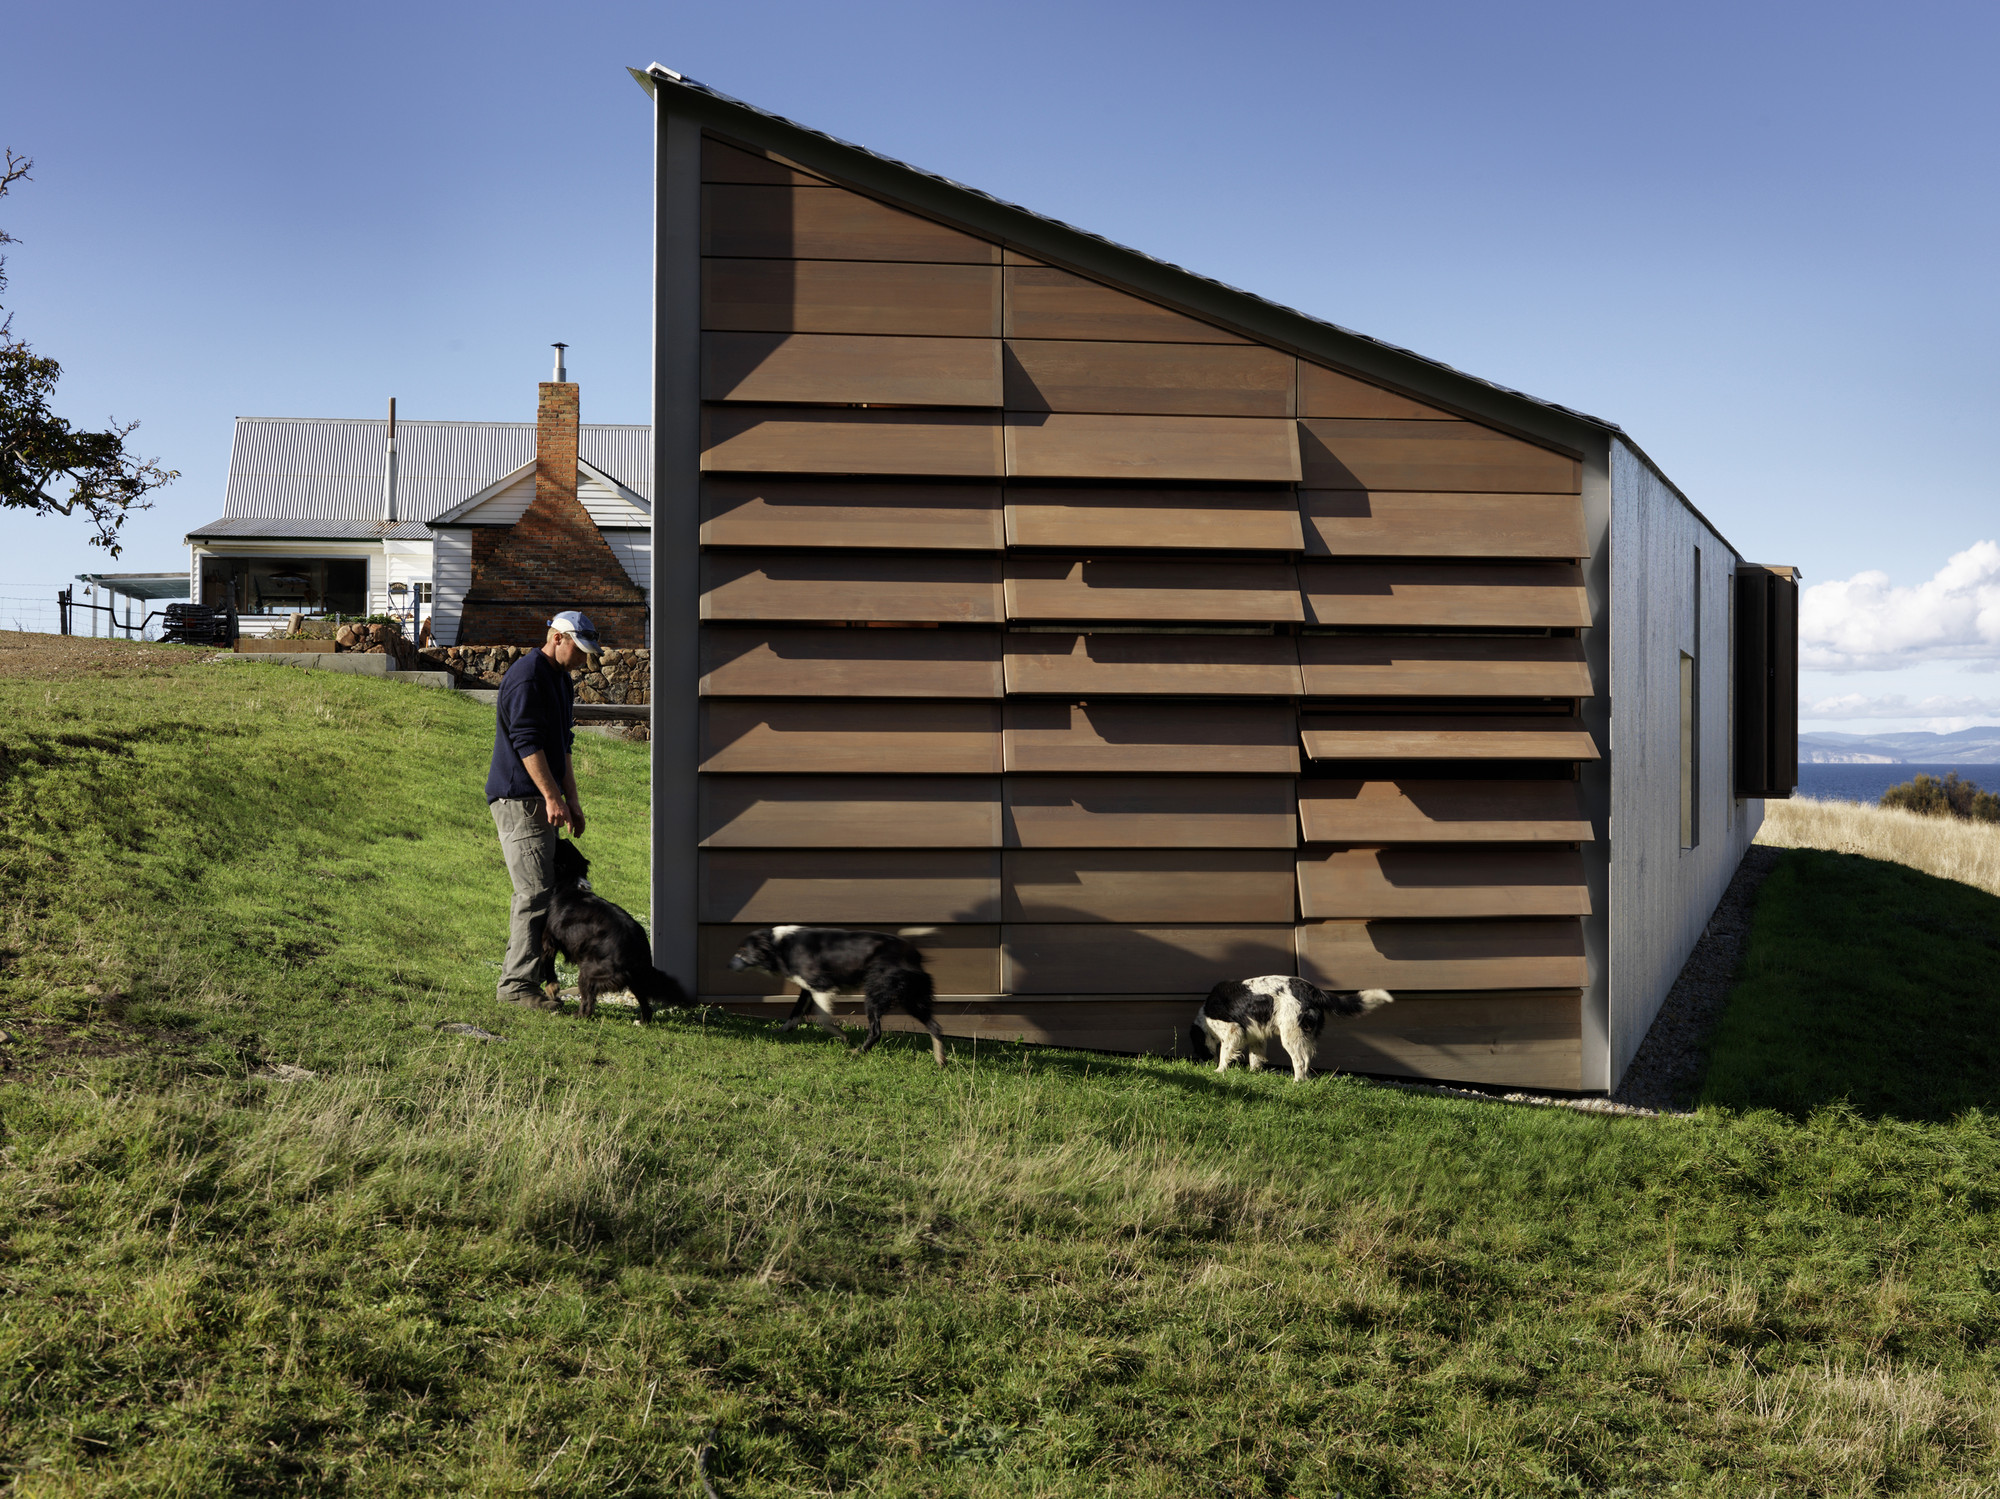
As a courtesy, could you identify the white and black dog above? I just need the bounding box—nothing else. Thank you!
[542,840,689,1023]
[727,925,948,1066]
[1191,976,1393,1081]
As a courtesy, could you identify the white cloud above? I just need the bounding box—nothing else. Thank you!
[1800,540,2000,671]
[1803,693,2000,721]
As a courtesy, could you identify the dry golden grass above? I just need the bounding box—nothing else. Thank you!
[1758,794,2000,898]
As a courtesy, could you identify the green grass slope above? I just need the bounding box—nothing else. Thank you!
[1704,846,2000,1121]
[3,647,1999,1496]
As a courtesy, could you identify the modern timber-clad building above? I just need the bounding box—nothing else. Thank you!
[636,67,1799,1093]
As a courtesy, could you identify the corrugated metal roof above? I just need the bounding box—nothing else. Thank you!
[187,517,436,540]
[638,65,1624,436]
[219,418,651,524]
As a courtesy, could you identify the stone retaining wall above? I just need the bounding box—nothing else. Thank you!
[416,644,650,704]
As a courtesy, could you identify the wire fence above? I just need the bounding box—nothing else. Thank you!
[0,595,66,636]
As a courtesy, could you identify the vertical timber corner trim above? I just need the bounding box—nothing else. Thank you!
[652,103,704,993]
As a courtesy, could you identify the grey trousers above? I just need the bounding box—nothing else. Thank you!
[490,797,557,999]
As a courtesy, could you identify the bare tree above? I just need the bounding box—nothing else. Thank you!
[1,150,177,556]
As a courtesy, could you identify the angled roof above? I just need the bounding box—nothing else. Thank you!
[212,417,652,527]
[629,65,1747,550]
[630,65,1621,449]
[429,457,652,529]
[185,517,437,541]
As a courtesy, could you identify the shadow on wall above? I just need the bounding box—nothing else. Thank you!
[1701,847,2000,1123]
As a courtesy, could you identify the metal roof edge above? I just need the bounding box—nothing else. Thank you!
[230,416,650,429]
[635,64,1622,458]
[1608,433,1753,564]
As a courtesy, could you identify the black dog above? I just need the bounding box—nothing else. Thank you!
[1190,975,1393,1081]
[542,840,688,1023]
[727,925,947,1065]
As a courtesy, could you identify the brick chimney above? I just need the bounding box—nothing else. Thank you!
[454,353,649,646]
[536,377,581,519]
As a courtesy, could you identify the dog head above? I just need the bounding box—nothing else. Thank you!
[726,927,784,974]
[552,839,592,890]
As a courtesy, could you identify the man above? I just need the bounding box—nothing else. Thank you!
[487,610,600,1009]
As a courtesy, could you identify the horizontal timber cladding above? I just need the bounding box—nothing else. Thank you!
[1005,925,1298,993]
[698,775,1002,847]
[701,849,1002,923]
[701,407,1004,477]
[1301,491,1587,559]
[1003,850,1297,922]
[702,183,1001,263]
[703,259,1003,338]
[1003,631,1304,696]
[1005,414,1300,483]
[1312,993,1583,1091]
[1298,779,1594,843]
[700,479,1003,550]
[703,998,1202,1056]
[699,701,1002,773]
[1298,918,1590,990]
[699,628,1004,698]
[1298,562,1591,628]
[1298,714,1601,762]
[1298,635,1590,698]
[700,554,1003,623]
[1005,487,1304,550]
[1003,776,1297,848]
[1297,362,1454,420]
[1002,267,1251,343]
[1003,701,1300,773]
[1004,558,1303,623]
[698,923,1002,998]
[1297,847,1591,919]
[701,136,834,187]
[702,332,1002,407]
[1003,340,1295,417]
[1299,419,1580,494]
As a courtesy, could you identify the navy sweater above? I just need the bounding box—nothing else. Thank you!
[486,650,575,803]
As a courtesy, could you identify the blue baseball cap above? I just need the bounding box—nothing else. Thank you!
[548,610,603,654]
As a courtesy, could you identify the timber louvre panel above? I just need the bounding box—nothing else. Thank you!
[1004,558,1303,623]
[1003,632,1304,697]
[1297,918,1590,990]
[700,701,1002,774]
[701,850,1003,923]
[700,627,1003,699]
[1299,562,1591,628]
[1298,780,1594,844]
[701,479,1004,551]
[1003,701,1299,774]
[1297,847,1591,919]
[703,259,1004,338]
[703,332,1002,407]
[1006,488,1303,550]
[700,554,1003,623]
[678,121,1609,1083]
[1298,637,1591,698]
[1300,491,1587,559]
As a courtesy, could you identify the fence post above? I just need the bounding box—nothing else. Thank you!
[58,588,70,635]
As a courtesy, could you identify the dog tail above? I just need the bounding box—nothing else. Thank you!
[1330,987,1393,1016]
[872,961,936,1023]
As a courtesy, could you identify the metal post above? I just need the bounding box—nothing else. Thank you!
[650,92,703,995]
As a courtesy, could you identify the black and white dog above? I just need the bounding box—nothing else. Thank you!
[727,925,947,1066]
[1191,976,1393,1082]
[542,840,689,1023]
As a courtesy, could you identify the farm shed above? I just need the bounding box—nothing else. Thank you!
[633,68,1799,1092]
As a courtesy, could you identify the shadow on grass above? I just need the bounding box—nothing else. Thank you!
[1702,846,2000,1122]
[677,1004,1302,1103]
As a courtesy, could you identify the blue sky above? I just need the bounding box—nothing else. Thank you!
[6,0,1997,733]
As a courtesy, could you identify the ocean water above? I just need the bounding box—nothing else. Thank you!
[1795,762,1999,805]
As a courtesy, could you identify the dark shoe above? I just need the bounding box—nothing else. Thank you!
[499,990,564,1012]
